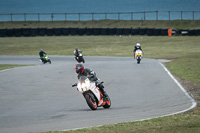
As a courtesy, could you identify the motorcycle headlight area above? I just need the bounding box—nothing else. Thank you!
[82,82,90,88]
[81,82,90,91]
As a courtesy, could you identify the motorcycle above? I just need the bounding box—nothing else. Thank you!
[75,51,85,63]
[39,54,51,64]
[135,49,143,64]
[72,76,111,110]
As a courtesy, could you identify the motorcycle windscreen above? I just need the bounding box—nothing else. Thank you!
[77,76,90,92]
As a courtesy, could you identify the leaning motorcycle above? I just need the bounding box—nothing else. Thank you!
[135,49,143,64]
[72,76,111,110]
[39,54,51,64]
[75,51,85,63]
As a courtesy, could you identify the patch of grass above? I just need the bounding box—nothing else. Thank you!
[1,20,200,29]
[166,55,200,85]
[0,64,31,70]
[0,36,200,58]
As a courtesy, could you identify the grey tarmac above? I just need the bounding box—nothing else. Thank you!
[0,56,196,133]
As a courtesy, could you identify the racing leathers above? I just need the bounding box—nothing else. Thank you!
[74,49,81,58]
[39,50,47,62]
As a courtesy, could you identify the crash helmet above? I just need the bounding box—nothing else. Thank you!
[75,48,78,50]
[136,43,140,47]
[40,49,43,52]
[75,63,84,74]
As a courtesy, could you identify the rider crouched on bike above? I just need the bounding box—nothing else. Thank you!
[133,43,143,59]
[74,63,108,99]
[74,48,81,58]
[39,49,47,62]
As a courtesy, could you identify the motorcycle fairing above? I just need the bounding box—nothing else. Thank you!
[77,76,105,106]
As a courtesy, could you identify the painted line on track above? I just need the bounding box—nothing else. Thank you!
[61,61,197,132]
[159,62,197,112]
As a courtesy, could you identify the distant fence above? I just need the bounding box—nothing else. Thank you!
[0,11,200,22]
[1,28,200,37]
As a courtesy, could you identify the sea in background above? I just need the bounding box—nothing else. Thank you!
[0,0,200,21]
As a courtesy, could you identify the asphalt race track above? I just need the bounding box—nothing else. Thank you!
[0,56,196,133]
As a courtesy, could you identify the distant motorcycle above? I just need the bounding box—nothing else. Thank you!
[72,76,111,110]
[39,54,51,64]
[135,49,143,64]
[75,51,85,63]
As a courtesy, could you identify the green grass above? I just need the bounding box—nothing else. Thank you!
[0,64,31,70]
[0,35,200,133]
[0,36,200,58]
[1,20,200,29]
[166,57,200,86]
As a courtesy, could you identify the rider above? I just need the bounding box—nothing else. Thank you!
[39,49,47,62]
[74,48,81,58]
[133,43,143,59]
[74,63,108,98]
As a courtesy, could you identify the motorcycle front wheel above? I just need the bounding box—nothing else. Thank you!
[85,93,97,110]
[79,56,85,63]
[82,58,85,63]
[137,57,141,64]
[137,59,140,64]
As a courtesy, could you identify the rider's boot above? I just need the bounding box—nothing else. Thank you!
[99,87,108,101]
[96,81,108,100]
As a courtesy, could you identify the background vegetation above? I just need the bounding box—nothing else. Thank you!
[1,20,200,30]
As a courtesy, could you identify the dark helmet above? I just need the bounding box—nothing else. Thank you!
[75,63,84,74]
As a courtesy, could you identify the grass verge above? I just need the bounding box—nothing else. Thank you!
[0,64,31,71]
[1,20,200,29]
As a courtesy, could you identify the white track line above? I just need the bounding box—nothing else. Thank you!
[61,61,198,132]
[1,59,197,132]
[159,62,197,112]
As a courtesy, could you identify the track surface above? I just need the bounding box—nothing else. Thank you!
[0,56,196,133]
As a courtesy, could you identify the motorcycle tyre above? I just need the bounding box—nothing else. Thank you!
[137,57,141,64]
[85,93,97,110]
[48,59,51,64]
[137,59,140,64]
[79,56,85,63]
[82,58,85,63]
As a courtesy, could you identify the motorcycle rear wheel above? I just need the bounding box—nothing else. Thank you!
[82,58,85,63]
[85,93,97,110]
[79,56,85,63]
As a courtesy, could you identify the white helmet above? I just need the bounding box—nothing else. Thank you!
[136,43,140,47]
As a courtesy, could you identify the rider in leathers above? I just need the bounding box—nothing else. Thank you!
[39,49,47,62]
[133,43,143,59]
[74,63,108,99]
[74,48,81,59]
